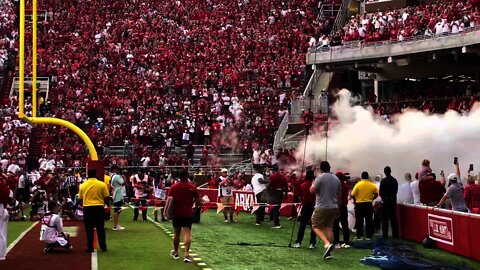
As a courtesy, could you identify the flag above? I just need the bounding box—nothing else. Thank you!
[296,204,302,217]
[216,203,225,214]
[251,205,260,214]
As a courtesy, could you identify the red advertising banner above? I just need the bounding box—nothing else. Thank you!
[428,214,454,246]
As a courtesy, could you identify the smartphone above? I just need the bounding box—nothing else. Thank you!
[454,157,458,165]
[470,164,474,172]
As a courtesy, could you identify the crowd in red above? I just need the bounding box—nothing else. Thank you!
[1,0,323,167]
[0,0,15,73]
[315,0,480,47]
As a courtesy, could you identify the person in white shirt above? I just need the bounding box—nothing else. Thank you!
[40,201,73,253]
[130,170,152,222]
[6,162,20,175]
[141,156,150,168]
[0,155,8,171]
[435,20,443,36]
[410,175,421,204]
[252,148,261,166]
[397,173,414,203]
[251,165,268,225]
[217,168,235,223]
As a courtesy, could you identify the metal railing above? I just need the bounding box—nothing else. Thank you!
[310,25,480,53]
[302,69,321,96]
[228,158,253,174]
[331,0,351,34]
[273,112,289,151]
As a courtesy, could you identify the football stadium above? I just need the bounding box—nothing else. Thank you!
[1,0,480,269]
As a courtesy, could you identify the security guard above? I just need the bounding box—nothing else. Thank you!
[78,169,109,252]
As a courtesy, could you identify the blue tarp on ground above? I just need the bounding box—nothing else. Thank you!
[353,239,472,270]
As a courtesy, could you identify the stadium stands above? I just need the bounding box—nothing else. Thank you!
[312,0,480,47]
[11,0,322,167]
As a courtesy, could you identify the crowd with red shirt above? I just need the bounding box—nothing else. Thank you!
[1,0,326,167]
[0,0,15,73]
[314,0,480,47]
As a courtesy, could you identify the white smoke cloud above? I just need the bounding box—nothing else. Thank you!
[299,89,480,182]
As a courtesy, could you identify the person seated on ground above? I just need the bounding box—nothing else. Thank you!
[6,196,24,221]
[30,186,48,221]
[436,163,468,212]
[419,172,445,206]
[40,201,73,253]
[60,198,76,220]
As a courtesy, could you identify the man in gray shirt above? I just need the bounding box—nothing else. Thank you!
[436,162,468,212]
[310,161,341,259]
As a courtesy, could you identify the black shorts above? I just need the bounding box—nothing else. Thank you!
[172,218,193,229]
[113,201,123,213]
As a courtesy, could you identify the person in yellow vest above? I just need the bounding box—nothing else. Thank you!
[78,169,109,252]
[351,171,378,240]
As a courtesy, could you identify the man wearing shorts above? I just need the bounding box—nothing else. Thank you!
[110,165,125,230]
[168,169,201,263]
[310,161,341,259]
[218,168,234,222]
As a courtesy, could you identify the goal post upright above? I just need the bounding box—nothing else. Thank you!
[17,0,100,162]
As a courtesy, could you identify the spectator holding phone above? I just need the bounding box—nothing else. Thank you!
[436,161,468,212]
[464,168,480,212]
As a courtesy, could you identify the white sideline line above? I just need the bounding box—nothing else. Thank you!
[7,221,39,254]
[91,251,98,270]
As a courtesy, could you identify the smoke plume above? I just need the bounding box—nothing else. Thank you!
[300,89,480,181]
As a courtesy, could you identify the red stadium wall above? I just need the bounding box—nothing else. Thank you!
[398,204,480,261]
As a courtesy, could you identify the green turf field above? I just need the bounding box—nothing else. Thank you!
[7,220,35,246]
[98,208,200,270]
[6,209,480,270]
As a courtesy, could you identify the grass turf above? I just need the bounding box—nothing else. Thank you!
[97,208,201,270]
[8,209,479,270]
[7,220,35,246]
[191,210,480,270]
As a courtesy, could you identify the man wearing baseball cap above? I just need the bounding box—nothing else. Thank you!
[436,162,468,212]
[217,168,235,222]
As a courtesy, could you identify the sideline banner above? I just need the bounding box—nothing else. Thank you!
[427,214,454,245]
[234,190,256,211]
[398,204,480,261]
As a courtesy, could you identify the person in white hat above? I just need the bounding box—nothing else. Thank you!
[436,162,468,212]
[217,168,235,223]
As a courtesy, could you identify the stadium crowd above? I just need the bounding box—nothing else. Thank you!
[312,0,480,47]
[0,0,15,73]
[5,0,322,168]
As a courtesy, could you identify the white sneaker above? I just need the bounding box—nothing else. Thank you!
[224,219,229,223]
[341,243,351,248]
[335,244,341,249]
[113,226,125,231]
[309,244,317,249]
[293,243,301,248]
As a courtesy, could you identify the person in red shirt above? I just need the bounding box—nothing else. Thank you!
[419,172,446,206]
[267,166,288,228]
[464,175,480,212]
[167,169,201,263]
[289,171,302,219]
[333,172,351,248]
[293,169,317,248]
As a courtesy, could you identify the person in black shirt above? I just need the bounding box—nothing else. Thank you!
[379,166,398,239]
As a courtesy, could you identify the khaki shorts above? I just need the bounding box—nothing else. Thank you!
[221,196,233,206]
[311,208,339,228]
